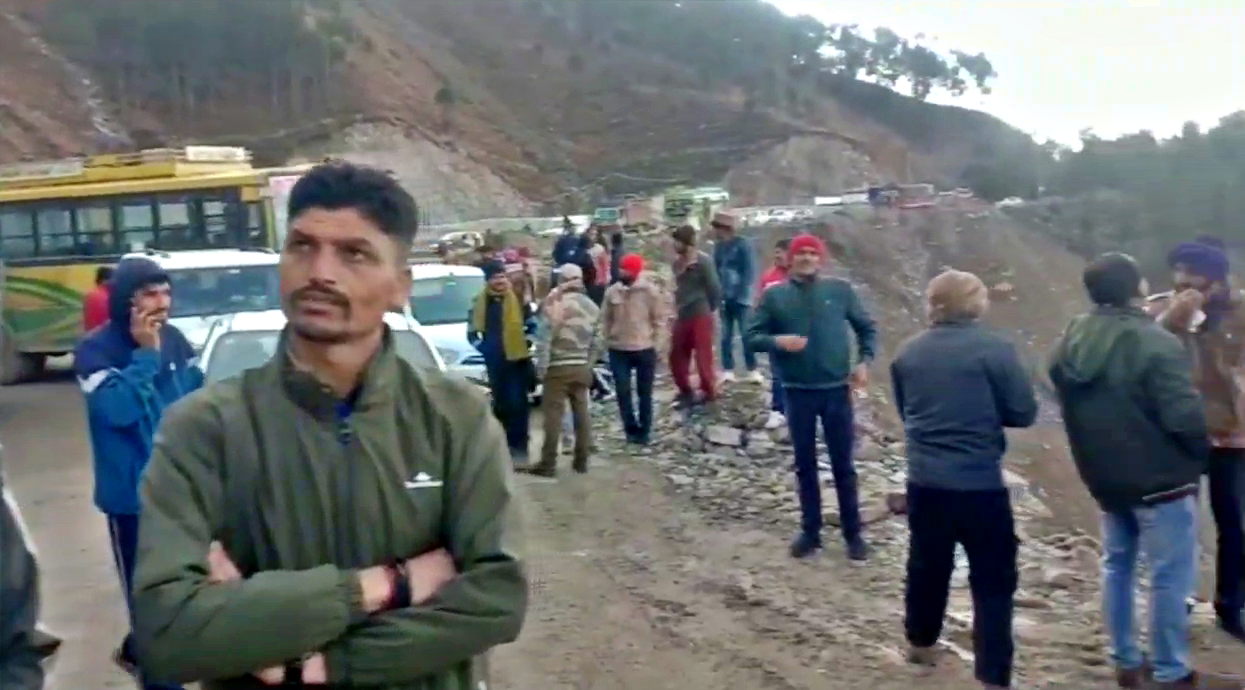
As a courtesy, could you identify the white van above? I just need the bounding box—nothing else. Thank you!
[121,248,280,352]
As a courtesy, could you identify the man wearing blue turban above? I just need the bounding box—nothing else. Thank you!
[1152,236,1245,644]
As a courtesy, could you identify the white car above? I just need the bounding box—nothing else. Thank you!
[122,248,281,352]
[407,263,489,383]
[197,310,444,383]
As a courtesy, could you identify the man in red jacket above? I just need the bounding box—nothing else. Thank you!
[759,239,789,429]
[82,265,113,333]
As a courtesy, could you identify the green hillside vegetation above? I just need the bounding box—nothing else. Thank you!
[1009,113,1245,272]
[35,0,361,134]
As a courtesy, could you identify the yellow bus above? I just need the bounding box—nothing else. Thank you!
[0,146,309,383]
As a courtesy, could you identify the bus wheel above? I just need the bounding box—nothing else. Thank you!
[1,345,43,386]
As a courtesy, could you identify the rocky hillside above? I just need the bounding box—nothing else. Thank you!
[0,0,1042,219]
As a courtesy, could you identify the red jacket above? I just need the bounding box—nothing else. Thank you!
[82,285,110,332]
[759,266,787,292]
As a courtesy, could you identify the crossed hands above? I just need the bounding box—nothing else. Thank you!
[206,541,458,684]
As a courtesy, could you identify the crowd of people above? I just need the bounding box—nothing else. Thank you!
[0,160,1243,690]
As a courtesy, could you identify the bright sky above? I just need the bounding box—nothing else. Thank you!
[768,0,1245,145]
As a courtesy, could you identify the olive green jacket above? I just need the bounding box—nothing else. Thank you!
[132,328,527,689]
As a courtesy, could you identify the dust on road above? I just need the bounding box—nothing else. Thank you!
[5,376,1245,689]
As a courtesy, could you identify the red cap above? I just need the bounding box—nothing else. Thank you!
[788,234,825,261]
[619,253,645,275]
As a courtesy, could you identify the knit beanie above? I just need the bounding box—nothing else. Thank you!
[926,269,988,323]
[788,234,825,261]
[619,254,645,276]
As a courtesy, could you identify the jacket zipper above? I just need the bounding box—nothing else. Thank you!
[336,417,361,568]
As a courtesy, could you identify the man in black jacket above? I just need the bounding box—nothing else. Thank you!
[1050,253,1239,689]
[1,460,45,690]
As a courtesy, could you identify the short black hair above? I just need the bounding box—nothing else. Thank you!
[775,238,790,250]
[95,265,113,284]
[1083,252,1143,307]
[671,225,696,246]
[287,160,419,250]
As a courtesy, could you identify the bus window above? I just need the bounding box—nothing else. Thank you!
[202,198,229,246]
[35,208,74,257]
[120,199,156,250]
[245,202,264,246]
[0,208,35,259]
[74,204,118,256]
[156,196,194,249]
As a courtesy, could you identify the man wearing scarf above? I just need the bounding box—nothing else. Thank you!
[468,261,536,463]
[1151,237,1245,642]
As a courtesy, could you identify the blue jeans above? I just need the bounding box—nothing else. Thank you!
[720,302,756,372]
[1101,495,1199,682]
[786,386,860,541]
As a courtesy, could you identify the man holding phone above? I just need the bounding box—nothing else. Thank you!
[1051,253,1239,688]
[74,256,203,690]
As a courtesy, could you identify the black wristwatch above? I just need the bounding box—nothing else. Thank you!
[282,658,303,685]
[388,560,412,610]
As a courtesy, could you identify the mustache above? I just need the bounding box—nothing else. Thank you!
[290,285,350,309]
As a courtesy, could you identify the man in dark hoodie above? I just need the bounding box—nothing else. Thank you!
[468,260,536,463]
[1050,253,1239,690]
[73,256,203,690]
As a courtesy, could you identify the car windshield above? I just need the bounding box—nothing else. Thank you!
[168,265,280,318]
[409,274,484,325]
[204,329,438,382]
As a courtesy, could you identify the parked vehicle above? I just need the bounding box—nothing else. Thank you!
[198,309,443,383]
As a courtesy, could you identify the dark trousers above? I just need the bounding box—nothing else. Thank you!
[107,514,184,690]
[719,302,757,372]
[1209,448,1245,616]
[786,386,860,541]
[486,360,531,455]
[609,348,656,439]
[769,351,785,413]
[670,313,715,399]
[904,484,1017,688]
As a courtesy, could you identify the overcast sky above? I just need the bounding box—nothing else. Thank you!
[767,0,1244,145]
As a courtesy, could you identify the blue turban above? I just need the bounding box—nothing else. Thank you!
[1169,241,1229,282]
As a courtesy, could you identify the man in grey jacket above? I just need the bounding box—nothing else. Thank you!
[1,460,45,690]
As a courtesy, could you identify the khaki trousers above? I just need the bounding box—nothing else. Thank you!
[539,364,593,470]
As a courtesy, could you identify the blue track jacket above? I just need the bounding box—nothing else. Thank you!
[74,258,203,515]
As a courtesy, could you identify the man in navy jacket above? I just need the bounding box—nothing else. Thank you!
[74,256,202,689]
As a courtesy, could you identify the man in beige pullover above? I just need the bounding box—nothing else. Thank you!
[603,253,664,444]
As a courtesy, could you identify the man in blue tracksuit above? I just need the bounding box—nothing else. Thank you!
[747,234,878,561]
[712,212,760,383]
[74,256,202,690]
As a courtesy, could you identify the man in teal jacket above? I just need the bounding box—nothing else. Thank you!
[747,233,878,560]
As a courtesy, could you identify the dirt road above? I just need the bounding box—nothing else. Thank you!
[5,374,1245,689]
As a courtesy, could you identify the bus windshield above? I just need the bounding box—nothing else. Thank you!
[167,265,280,318]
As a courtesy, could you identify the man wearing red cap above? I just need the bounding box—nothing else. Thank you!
[747,233,877,560]
[602,254,663,444]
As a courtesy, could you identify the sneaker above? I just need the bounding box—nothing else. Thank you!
[846,538,870,562]
[907,645,937,667]
[1150,671,1244,688]
[745,370,765,384]
[719,371,736,384]
[517,464,557,478]
[511,450,530,467]
[764,410,786,429]
[789,533,821,558]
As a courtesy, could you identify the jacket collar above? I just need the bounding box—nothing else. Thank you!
[273,326,400,420]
